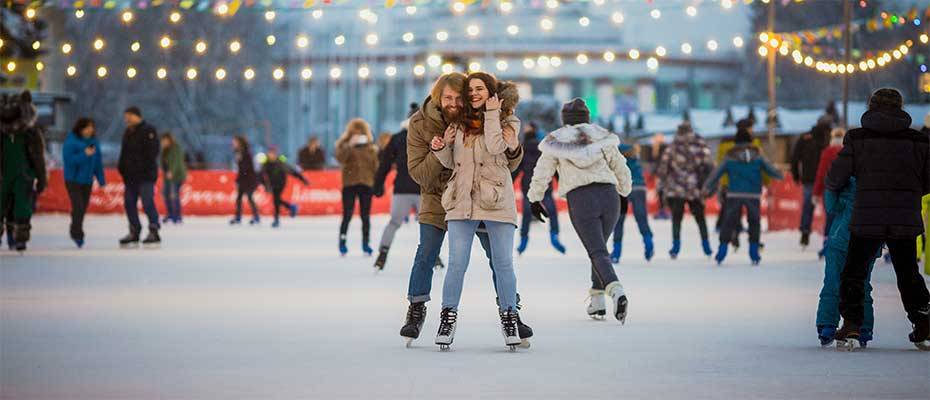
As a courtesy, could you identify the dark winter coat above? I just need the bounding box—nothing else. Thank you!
[620,144,646,189]
[298,146,326,170]
[0,92,47,193]
[825,109,930,239]
[790,124,829,185]
[117,121,160,184]
[0,123,47,194]
[63,131,105,186]
[234,147,259,193]
[657,132,715,200]
[261,158,308,192]
[373,130,419,196]
[513,131,545,192]
[704,143,783,198]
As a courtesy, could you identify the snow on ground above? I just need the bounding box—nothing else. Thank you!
[1,214,928,399]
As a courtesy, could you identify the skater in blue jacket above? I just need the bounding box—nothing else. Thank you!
[703,132,783,265]
[815,178,876,347]
[611,143,653,262]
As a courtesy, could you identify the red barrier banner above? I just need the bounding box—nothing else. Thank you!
[38,169,813,232]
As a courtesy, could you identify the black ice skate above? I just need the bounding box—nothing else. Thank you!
[119,231,140,248]
[499,309,522,351]
[435,307,457,351]
[374,246,389,271]
[142,229,161,248]
[399,302,426,347]
[908,308,929,351]
[835,321,861,352]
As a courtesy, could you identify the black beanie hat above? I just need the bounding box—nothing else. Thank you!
[868,88,903,111]
[561,98,590,126]
[736,118,753,131]
[124,106,142,118]
[407,102,420,118]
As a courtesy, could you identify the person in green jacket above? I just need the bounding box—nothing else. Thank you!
[160,133,187,224]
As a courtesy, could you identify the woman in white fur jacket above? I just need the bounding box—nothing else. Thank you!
[527,98,633,323]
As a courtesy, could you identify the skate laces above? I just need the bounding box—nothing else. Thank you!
[500,310,518,336]
[438,309,457,336]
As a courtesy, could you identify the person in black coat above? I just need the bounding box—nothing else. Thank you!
[371,113,422,270]
[791,120,830,246]
[260,145,309,228]
[512,121,563,255]
[231,136,260,225]
[826,88,930,350]
[298,137,327,171]
[117,106,161,247]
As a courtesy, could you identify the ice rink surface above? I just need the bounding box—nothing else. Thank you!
[2,214,928,399]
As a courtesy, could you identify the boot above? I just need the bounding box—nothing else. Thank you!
[229,216,242,225]
[249,216,261,225]
[400,302,427,346]
[908,306,930,351]
[499,308,522,349]
[587,288,607,320]
[338,235,348,256]
[374,246,389,270]
[715,243,729,265]
[434,257,445,269]
[362,242,373,257]
[12,223,31,249]
[516,235,529,254]
[289,204,299,218]
[669,240,681,259]
[142,228,161,247]
[817,325,836,347]
[605,281,629,324]
[643,234,654,261]
[119,228,141,248]
[800,231,810,247]
[496,296,533,340]
[271,218,280,228]
[550,232,566,254]
[435,307,458,349]
[835,320,861,351]
[702,240,713,257]
[749,242,761,265]
[610,242,622,264]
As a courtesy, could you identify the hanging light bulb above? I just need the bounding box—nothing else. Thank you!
[229,40,241,53]
[169,11,182,23]
[579,17,590,27]
[296,35,310,48]
[576,53,589,65]
[733,36,744,48]
[195,41,207,54]
[312,9,323,19]
[402,32,414,43]
[507,25,520,36]
[523,58,536,69]
[265,10,276,22]
[603,51,616,62]
[647,57,659,70]
[215,68,227,80]
[365,33,379,46]
[302,67,313,80]
[93,38,105,51]
[186,68,198,80]
[358,66,370,79]
[160,35,172,49]
[468,61,481,72]
[466,25,480,37]
[97,66,108,78]
[130,41,141,52]
[686,6,698,17]
[244,68,255,80]
[67,65,77,77]
[157,67,168,79]
[273,68,285,80]
[496,60,509,71]
[500,2,513,13]
[436,31,449,41]
[61,43,72,55]
[540,17,554,31]
[266,35,276,46]
[413,65,425,77]
[427,54,443,68]
[681,43,693,54]
[122,10,134,24]
[628,49,641,60]
[612,12,624,24]
[406,6,417,15]
[385,66,397,77]
[75,9,85,19]
[126,66,137,79]
[656,46,668,57]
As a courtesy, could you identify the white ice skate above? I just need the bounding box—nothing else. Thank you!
[606,281,629,325]
[435,308,457,351]
[500,309,523,352]
[586,289,607,320]
[835,338,860,352]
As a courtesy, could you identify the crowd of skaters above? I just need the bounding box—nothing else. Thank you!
[1,78,928,351]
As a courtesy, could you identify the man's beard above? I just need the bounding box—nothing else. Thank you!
[441,105,462,124]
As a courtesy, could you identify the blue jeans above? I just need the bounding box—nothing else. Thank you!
[407,223,498,303]
[800,184,814,234]
[822,197,834,238]
[613,189,652,244]
[162,180,183,221]
[124,181,160,232]
[520,187,559,237]
[816,247,875,333]
[719,197,760,244]
[443,220,517,311]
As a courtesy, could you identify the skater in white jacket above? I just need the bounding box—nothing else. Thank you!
[527,98,633,322]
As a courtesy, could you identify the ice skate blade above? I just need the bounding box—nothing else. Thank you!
[835,339,860,352]
[438,344,452,351]
[119,242,140,249]
[914,340,930,351]
[508,345,518,352]
[142,243,161,249]
[404,338,414,348]
[519,339,531,349]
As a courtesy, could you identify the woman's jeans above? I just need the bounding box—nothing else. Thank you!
[442,220,518,311]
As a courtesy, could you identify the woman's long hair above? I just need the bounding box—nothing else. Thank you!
[337,118,373,145]
[71,117,95,137]
[233,135,252,157]
[465,72,499,117]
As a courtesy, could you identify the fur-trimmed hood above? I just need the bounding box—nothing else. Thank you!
[497,81,520,116]
[539,123,620,167]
